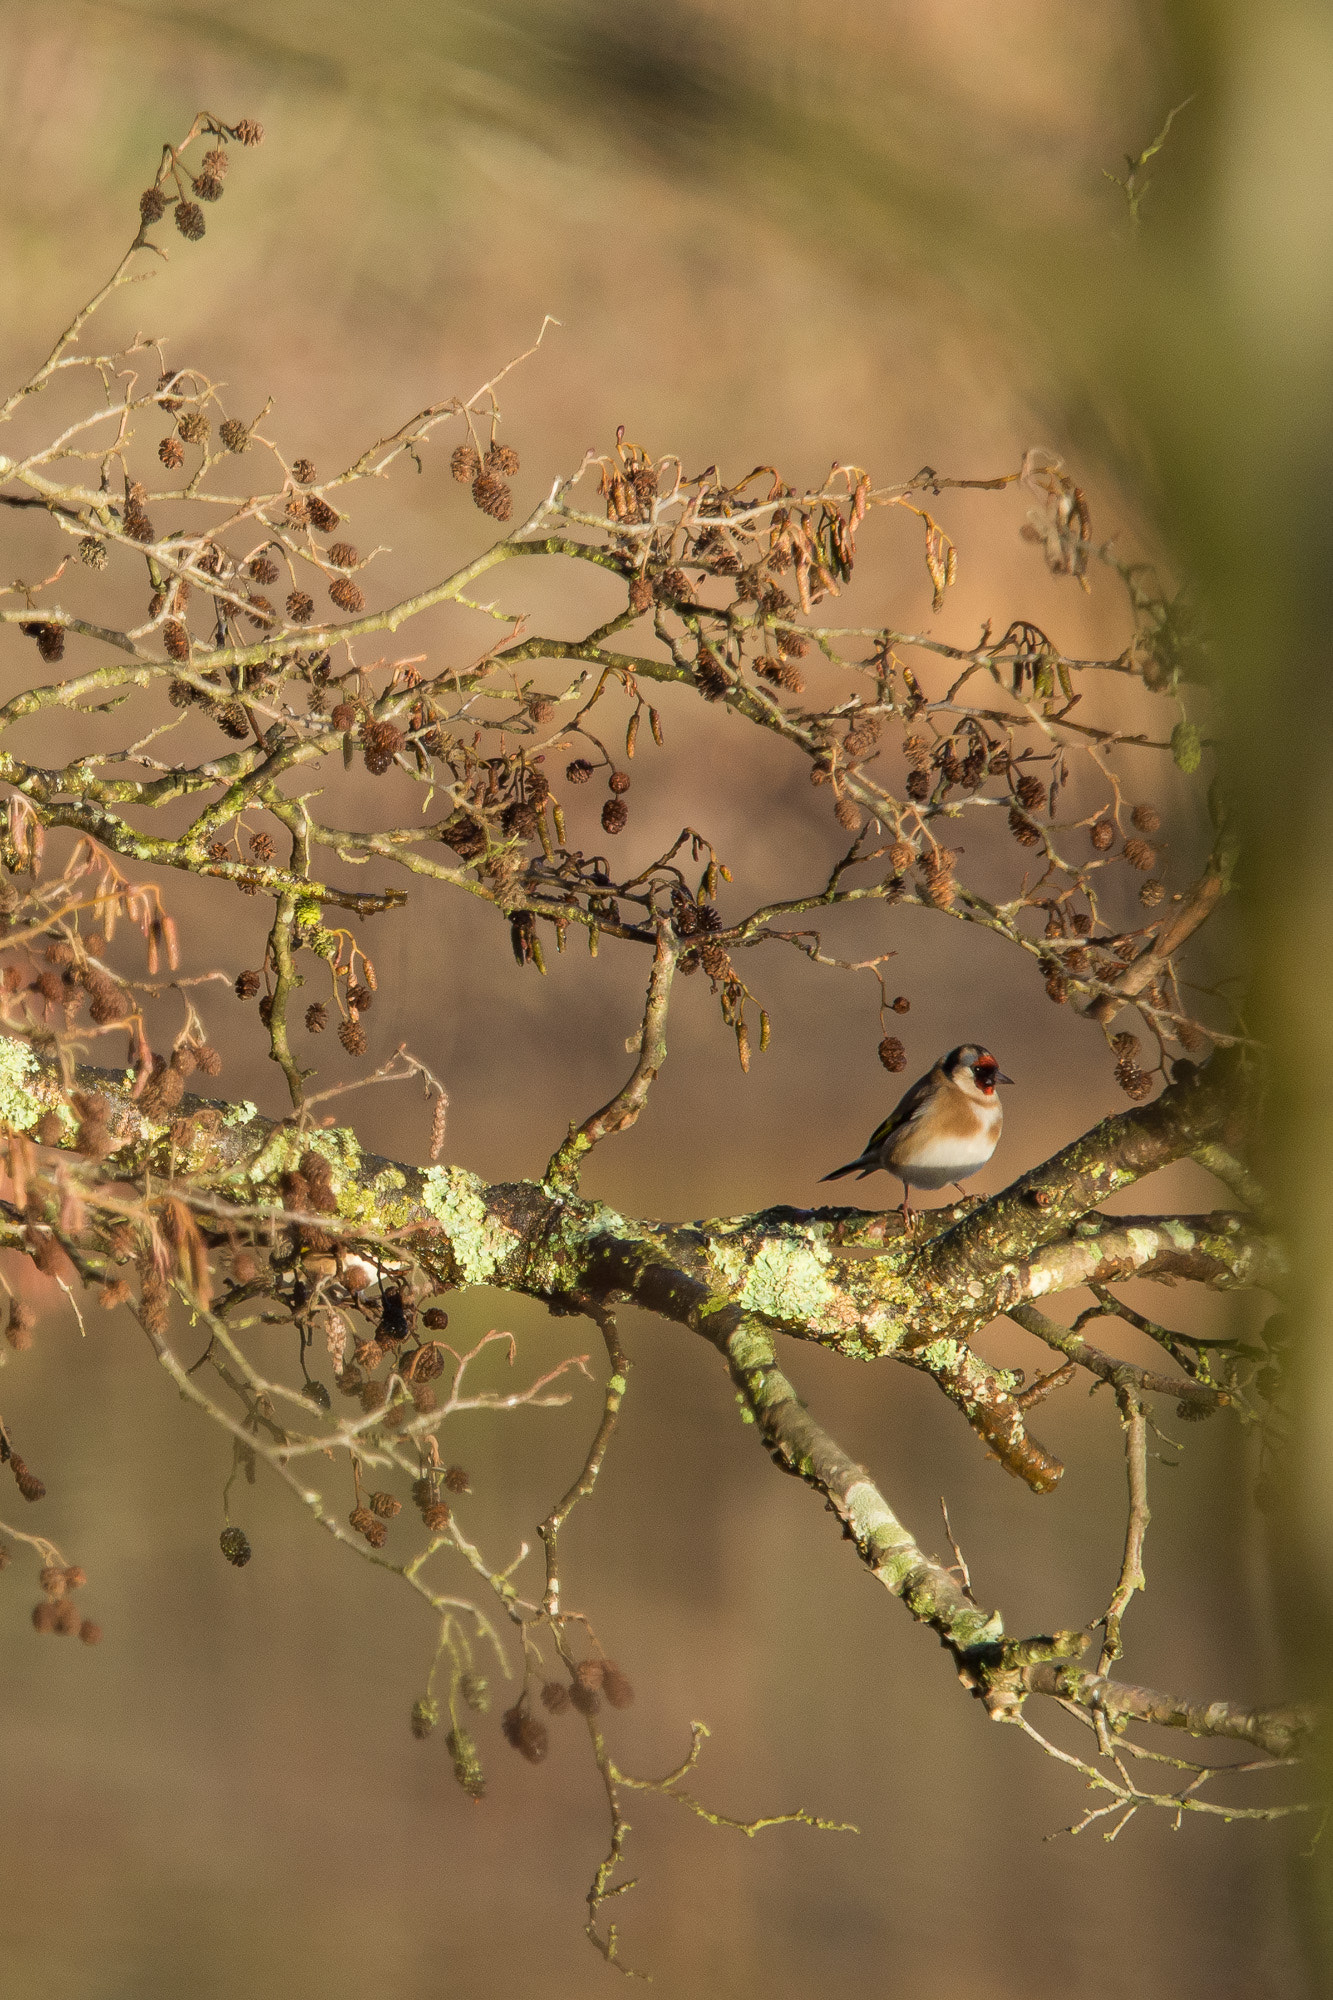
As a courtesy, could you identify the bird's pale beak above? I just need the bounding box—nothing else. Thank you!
[997,1071,1014,1085]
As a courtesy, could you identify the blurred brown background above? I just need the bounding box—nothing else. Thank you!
[0,3,1318,1996]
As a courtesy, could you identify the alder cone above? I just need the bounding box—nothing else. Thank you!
[411,1342,445,1382]
[501,1703,548,1763]
[12,1455,45,1502]
[87,979,129,1025]
[440,810,487,859]
[362,720,404,775]
[694,647,729,700]
[471,471,513,522]
[502,800,539,841]
[919,853,957,908]
[22,622,65,663]
[602,1664,635,1709]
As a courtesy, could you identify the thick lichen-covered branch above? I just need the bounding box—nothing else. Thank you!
[5,1040,1274,1474]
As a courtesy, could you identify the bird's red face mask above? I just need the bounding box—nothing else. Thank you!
[972,1057,1013,1094]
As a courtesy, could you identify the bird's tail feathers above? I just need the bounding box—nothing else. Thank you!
[821,1157,872,1182]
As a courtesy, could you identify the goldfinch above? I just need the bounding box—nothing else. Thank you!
[821,1044,1012,1225]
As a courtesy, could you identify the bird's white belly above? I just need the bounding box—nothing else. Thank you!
[894,1114,999,1189]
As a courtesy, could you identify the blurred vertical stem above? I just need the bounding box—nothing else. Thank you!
[1128,2,1333,1973]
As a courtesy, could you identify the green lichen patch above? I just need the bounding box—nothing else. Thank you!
[0,1034,57,1132]
[301,1125,363,1179]
[420,1165,521,1285]
[708,1232,838,1326]
[1129,1223,1171,1264]
[917,1336,966,1376]
[524,1194,625,1297]
[738,1237,837,1323]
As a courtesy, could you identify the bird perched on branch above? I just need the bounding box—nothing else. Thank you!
[821,1044,1012,1227]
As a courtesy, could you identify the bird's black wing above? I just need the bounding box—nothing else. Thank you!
[861,1070,935,1153]
[821,1070,937,1180]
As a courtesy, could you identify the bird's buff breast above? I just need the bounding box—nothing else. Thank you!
[889,1104,1000,1188]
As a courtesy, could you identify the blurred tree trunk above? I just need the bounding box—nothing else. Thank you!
[1130,1,1333,1975]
